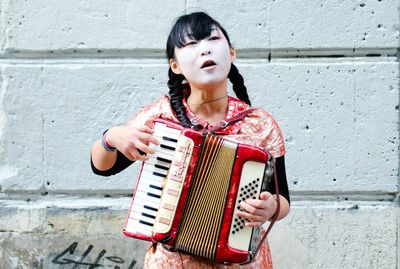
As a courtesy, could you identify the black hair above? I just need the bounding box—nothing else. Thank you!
[166,12,251,128]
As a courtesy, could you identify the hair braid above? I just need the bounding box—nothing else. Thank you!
[228,63,251,106]
[167,68,193,128]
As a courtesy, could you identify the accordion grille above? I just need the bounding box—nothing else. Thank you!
[175,135,237,260]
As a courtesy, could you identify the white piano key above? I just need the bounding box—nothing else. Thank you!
[154,123,181,136]
[154,130,180,140]
[159,136,178,145]
[145,157,171,170]
[133,197,160,210]
[148,152,173,164]
[153,135,179,145]
[138,171,164,183]
[152,164,170,173]
[148,183,163,192]
[137,179,163,191]
[140,170,167,182]
[131,204,158,218]
[129,211,156,225]
[142,163,169,176]
[153,133,179,147]
[145,146,172,159]
[137,183,162,197]
[125,218,153,235]
[125,217,152,231]
[137,182,162,195]
[142,183,163,194]
[135,190,162,205]
[149,143,175,156]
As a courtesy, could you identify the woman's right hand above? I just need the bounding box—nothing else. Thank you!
[105,125,160,161]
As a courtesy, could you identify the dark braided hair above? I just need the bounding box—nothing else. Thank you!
[166,12,251,127]
[228,63,251,106]
[167,68,193,128]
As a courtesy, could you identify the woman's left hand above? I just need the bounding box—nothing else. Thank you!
[235,191,277,227]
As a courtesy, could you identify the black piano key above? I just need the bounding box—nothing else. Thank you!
[160,144,175,151]
[153,171,167,178]
[162,136,178,143]
[147,192,161,199]
[157,157,172,164]
[149,184,163,191]
[144,205,158,212]
[142,212,156,219]
[139,220,154,227]
[155,164,169,171]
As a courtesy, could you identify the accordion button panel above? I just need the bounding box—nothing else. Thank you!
[228,160,266,251]
[124,122,181,236]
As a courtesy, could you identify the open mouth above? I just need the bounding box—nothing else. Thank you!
[201,60,216,69]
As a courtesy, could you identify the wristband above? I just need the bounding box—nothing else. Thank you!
[102,129,116,152]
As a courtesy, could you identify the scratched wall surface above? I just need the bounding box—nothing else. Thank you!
[0,1,399,269]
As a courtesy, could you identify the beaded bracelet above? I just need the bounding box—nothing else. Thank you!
[102,129,116,152]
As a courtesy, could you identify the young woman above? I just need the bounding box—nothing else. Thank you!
[91,11,290,269]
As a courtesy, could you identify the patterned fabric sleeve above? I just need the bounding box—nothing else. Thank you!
[257,109,286,158]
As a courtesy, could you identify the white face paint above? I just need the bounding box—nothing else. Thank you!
[172,28,234,90]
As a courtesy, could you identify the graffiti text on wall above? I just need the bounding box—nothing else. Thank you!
[52,242,137,268]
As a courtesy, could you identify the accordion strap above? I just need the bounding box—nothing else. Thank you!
[204,108,256,134]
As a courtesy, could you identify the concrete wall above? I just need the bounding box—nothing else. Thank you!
[0,1,398,268]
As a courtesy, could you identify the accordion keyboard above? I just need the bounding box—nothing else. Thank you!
[124,122,182,236]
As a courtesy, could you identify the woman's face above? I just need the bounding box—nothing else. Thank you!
[169,28,236,90]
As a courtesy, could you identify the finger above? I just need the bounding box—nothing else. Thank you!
[240,201,265,215]
[259,191,271,200]
[124,150,148,162]
[138,133,160,146]
[244,221,262,227]
[244,199,268,209]
[236,209,267,226]
[137,125,155,135]
[147,134,160,146]
[124,151,136,161]
[236,210,264,223]
[133,142,155,156]
[131,149,149,161]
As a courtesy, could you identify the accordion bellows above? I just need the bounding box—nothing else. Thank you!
[123,119,273,264]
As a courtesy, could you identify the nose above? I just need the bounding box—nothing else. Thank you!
[201,50,211,56]
[199,40,211,56]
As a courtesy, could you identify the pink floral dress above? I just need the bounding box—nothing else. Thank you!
[127,95,286,269]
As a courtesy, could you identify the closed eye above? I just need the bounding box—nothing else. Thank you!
[184,40,197,46]
[209,36,220,41]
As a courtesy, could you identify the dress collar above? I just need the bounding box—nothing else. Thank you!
[182,96,250,135]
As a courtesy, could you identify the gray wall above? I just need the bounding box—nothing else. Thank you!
[0,1,398,268]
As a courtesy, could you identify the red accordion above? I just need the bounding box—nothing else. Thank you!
[123,119,275,264]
